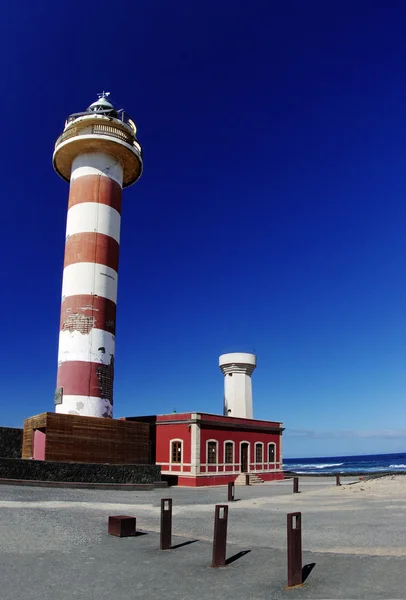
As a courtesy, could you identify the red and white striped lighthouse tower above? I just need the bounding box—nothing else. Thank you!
[52,93,142,418]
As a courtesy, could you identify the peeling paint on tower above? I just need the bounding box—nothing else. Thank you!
[62,313,95,334]
[96,355,114,406]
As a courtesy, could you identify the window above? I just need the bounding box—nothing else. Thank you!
[207,441,217,464]
[171,441,182,463]
[224,442,233,464]
[268,443,275,463]
[255,443,263,463]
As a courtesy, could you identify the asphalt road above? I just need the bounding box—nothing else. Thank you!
[0,477,404,599]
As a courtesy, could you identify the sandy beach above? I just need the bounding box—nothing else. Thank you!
[336,473,406,497]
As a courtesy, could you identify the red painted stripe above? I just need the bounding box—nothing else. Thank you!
[64,232,120,272]
[68,175,122,214]
[60,295,116,334]
[57,361,114,404]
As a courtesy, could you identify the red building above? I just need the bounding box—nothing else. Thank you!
[127,412,284,486]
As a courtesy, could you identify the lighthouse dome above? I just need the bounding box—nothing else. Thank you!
[87,92,116,115]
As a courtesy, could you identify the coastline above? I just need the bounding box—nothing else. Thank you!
[283,452,406,476]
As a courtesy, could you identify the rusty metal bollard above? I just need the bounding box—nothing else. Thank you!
[160,498,172,550]
[336,474,341,486]
[211,505,228,567]
[227,481,235,502]
[293,477,299,493]
[287,512,302,588]
[108,515,136,537]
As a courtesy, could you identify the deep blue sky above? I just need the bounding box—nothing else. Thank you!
[1,1,406,457]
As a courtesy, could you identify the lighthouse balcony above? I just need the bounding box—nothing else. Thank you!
[55,121,142,156]
[53,117,143,187]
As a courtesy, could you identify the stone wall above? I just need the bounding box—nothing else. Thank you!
[0,458,161,484]
[0,428,23,459]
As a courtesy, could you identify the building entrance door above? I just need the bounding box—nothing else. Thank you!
[32,428,46,461]
[241,443,249,472]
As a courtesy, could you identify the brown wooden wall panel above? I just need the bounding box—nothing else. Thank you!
[45,413,74,463]
[23,413,150,464]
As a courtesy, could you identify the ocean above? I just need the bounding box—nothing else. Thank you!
[283,452,406,474]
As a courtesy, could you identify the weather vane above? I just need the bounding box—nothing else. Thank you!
[97,91,110,100]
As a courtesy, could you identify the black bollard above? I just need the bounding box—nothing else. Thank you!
[227,481,235,502]
[287,512,302,588]
[245,474,250,486]
[336,474,341,486]
[160,498,172,550]
[293,477,299,493]
[211,505,228,567]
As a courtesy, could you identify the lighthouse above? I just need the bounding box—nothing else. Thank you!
[219,352,257,418]
[52,93,143,418]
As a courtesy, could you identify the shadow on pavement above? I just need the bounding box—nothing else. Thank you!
[170,540,199,550]
[225,550,251,565]
[302,562,316,582]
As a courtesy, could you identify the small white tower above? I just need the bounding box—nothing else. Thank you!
[219,352,257,419]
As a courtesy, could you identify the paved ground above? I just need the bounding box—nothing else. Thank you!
[0,477,405,599]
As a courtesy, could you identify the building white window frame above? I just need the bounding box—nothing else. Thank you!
[223,440,235,465]
[267,442,276,464]
[206,439,218,468]
[255,441,264,465]
[170,438,183,465]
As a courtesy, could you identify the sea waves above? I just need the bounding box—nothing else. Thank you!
[283,462,343,470]
[283,453,406,474]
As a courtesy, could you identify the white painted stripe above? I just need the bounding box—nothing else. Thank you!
[71,152,123,186]
[66,202,121,243]
[62,263,118,302]
[55,395,113,418]
[58,328,115,366]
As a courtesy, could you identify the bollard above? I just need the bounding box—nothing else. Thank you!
[227,481,235,502]
[245,474,250,486]
[293,477,299,493]
[160,498,172,550]
[287,512,302,588]
[336,474,341,486]
[108,515,136,537]
[211,505,228,567]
